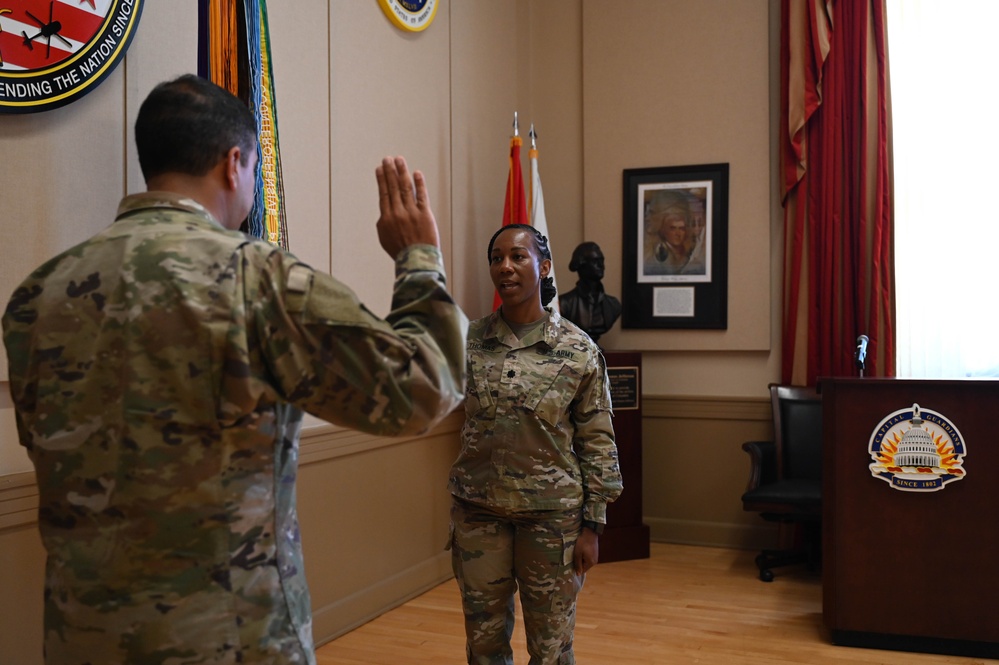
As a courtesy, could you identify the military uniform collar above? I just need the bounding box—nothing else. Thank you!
[116,191,225,229]
[484,307,562,349]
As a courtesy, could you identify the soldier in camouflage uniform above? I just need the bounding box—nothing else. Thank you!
[2,74,466,665]
[448,224,623,664]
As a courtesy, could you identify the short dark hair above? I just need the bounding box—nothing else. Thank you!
[135,74,257,182]
[486,223,557,307]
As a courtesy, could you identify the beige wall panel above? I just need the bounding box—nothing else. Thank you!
[577,0,779,400]
[639,352,777,397]
[267,0,332,274]
[0,73,127,476]
[581,0,771,353]
[0,77,125,380]
[525,1,585,282]
[297,429,461,643]
[0,388,26,475]
[328,2,452,317]
[123,1,199,193]
[641,396,777,550]
[450,0,530,319]
[0,524,45,665]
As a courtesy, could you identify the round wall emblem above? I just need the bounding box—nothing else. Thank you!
[868,403,967,492]
[0,0,143,114]
[377,0,438,33]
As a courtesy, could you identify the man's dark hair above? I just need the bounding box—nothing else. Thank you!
[487,223,557,307]
[135,74,257,182]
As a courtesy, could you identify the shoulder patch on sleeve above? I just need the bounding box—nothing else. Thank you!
[286,264,313,313]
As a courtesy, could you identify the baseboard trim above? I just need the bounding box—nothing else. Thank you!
[307,515,781,645]
[646,516,777,551]
[0,413,464,532]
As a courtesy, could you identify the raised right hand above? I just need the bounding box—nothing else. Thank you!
[375,156,440,259]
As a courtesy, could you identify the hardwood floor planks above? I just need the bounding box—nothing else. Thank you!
[316,543,995,664]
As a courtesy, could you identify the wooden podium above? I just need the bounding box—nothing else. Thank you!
[821,378,999,659]
[600,350,650,562]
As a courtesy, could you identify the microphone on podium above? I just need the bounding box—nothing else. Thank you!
[854,334,869,372]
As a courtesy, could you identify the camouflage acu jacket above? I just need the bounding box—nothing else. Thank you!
[448,308,622,523]
[2,192,467,665]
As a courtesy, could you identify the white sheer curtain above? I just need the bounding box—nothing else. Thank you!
[888,0,999,378]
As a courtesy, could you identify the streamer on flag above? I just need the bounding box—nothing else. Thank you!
[199,0,290,249]
[493,123,529,311]
[528,126,559,312]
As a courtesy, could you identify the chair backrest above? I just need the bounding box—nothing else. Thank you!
[770,384,822,481]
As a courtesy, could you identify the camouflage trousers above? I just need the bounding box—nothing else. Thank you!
[448,496,583,665]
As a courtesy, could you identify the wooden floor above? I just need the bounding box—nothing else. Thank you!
[316,542,996,664]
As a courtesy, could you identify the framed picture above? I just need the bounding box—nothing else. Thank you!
[621,163,729,329]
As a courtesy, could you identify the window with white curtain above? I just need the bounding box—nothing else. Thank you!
[888,0,999,378]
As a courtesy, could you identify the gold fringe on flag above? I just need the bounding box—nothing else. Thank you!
[208,0,239,97]
[257,8,287,248]
[204,0,289,249]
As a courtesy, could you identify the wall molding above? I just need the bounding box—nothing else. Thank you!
[646,516,776,552]
[1,397,767,532]
[0,411,465,533]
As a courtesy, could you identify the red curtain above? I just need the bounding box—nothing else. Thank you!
[780,0,895,385]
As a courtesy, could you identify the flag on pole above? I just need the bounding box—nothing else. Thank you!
[493,121,529,311]
[528,127,559,312]
[250,2,290,249]
[200,0,290,250]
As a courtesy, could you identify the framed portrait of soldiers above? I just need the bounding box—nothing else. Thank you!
[621,163,729,329]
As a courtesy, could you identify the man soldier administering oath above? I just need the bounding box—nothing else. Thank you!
[3,74,466,665]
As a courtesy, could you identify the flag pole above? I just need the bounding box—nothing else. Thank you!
[528,124,536,217]
[513,111,519,137]
[526,122,559,311]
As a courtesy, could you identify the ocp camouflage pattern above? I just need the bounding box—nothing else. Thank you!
[2,192,467,664]
[448,308,622,524]
[449,497,582,664]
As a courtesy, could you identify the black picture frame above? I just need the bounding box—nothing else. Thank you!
[621,163,729,329]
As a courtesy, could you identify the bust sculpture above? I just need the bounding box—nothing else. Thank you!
[558,242,621,343]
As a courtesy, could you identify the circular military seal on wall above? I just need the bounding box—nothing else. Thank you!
[868,403,967,492]
[0,0,143,114]
[378,0,438,33]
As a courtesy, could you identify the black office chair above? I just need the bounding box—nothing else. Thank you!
[741,383,822,582]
